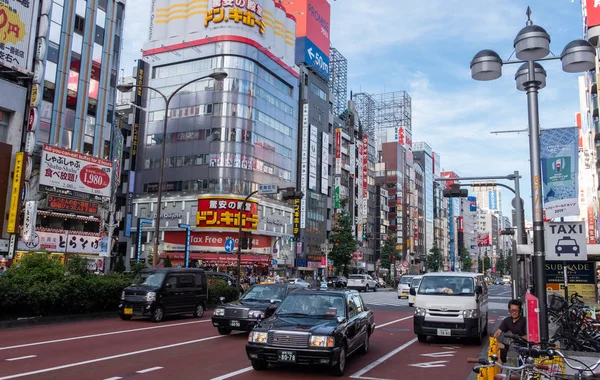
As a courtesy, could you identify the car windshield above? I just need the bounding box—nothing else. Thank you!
[400,276,414,285]
[241,285,287,302]
[418,276,475,296]
[411,278,422,288]
[349,275,364,279]
[558,239,575,245]
[276,293,345,319]
[132,272,165,287]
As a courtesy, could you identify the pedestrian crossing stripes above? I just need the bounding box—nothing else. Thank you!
[359,291,511,310]
[359,291,408,307]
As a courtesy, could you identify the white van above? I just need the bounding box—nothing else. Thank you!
[408,275,423,307]
[397,275,415,299]
[412,272,488,345]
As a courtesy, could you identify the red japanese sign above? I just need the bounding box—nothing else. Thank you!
[47,195,99,215]
[587,206,596,244]
[163,231,271,251]
[196,196,259,231]
[362,135,368,197]
[457,216,464,233]
[587,0,600,28]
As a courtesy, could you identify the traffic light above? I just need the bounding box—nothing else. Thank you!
[500,228,515,236]
[443,184,468,198]
[241,235,248,249]
[282,187,305,200]
[247,232,253,249]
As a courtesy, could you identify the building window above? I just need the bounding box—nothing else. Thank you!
[95,27,105,45]
[74,15,85,35]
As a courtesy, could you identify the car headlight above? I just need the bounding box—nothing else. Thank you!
[146,292,156,302]
[249,310,265,318]
[310,335,335,348]
[121,291,125,300]
[462,309,480,318]
[248,331,268,343]
[214,308,225,316]
[415,307,426,317]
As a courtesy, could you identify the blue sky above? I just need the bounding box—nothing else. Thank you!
[120,0,587,222]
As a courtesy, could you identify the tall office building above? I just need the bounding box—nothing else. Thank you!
[130,0,300,271]
[285,0,332,276]
[6,0,126,269]
[413,142,434,256]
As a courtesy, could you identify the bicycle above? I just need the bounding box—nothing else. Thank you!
[468,354,552,380]
[543,348,600,379]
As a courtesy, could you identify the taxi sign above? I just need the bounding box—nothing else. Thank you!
[545,222,587,261]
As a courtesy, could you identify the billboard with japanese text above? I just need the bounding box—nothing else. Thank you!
[285,0,330,57]
[196,195,259,231]
[17,230,107,255]
[39,145,113,200]
[0,0,38,73]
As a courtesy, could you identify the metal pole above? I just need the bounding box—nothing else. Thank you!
[152,109,169,268]
[525,60,549,342]
[513,171,523,299]
[236,190,258,287]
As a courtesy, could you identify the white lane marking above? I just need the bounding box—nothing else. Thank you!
[103,377,122,380]
[408,360,448,368]
[208,316,415,380]
[421,351,455,358]
[442,346,461,350]
[136,366,163,374]
[350,337,418,378]
[0,334,228,379]
[209,366,253,380]
[5,355,37,361]
[355,377,394,380]
[0,319,211,351]
[375,315,413,329]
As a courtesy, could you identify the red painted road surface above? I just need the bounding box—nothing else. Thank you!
[0,310,484,380]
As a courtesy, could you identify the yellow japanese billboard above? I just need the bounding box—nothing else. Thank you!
[7,152,24,233]
[196,195,259,231]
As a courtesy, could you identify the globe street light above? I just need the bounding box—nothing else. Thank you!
[470,7,595,343]
[117,70,228,268]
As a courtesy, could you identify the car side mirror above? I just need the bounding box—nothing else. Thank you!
[475,286,483,295]
[336,316,347,324]
[409,288,416,296]
[219,296,226,304]
[165,282,172,289]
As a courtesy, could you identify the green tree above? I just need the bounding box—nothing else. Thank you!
[460,248,473,272]
[329,199,357,276]
[496,252,505,275]
[114,254,126,273]
[484,256,492,272]
[164,255,173,267]
[426,246,442,273]
[379,231,398,272]
[65,255,89,277]
[130,262,147,277]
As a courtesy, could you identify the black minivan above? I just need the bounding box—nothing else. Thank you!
[119,268,208,322]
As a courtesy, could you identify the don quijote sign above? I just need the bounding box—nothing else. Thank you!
[39,145,112,200]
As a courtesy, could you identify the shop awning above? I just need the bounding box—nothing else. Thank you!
[159,252,271,264]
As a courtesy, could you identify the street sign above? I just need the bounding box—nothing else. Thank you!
[273,248,278,254]
[545,222,587,261]
[258,184,279,194]
[401,260,409,269]
[272,259,277,265]
[297,37,330,80]
[224,237,235,253]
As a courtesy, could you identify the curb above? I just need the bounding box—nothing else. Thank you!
[0,305,219,330]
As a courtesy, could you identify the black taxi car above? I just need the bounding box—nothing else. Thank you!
[246,289,375,376]
[212,284,300,335]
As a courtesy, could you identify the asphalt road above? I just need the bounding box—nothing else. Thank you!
[0,285,513,380]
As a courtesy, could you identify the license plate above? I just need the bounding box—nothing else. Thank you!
[277,350,296,362]
[437,329,451,337]
[124,308,133,315]
[401,293,407,297]
[230,320,240,327]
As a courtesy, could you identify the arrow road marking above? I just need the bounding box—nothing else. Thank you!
[421,351,456,358]
[408,360,449,368]
[442,346,461,350]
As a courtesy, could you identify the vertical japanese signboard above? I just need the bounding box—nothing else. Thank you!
[321,131,328,195]
[362,135,368,219]
[309,125,318,191]
[300,103,309,229]
[7,152,24,233]
[334,128,341,175]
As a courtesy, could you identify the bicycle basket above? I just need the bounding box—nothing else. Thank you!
[548,294,568,312]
